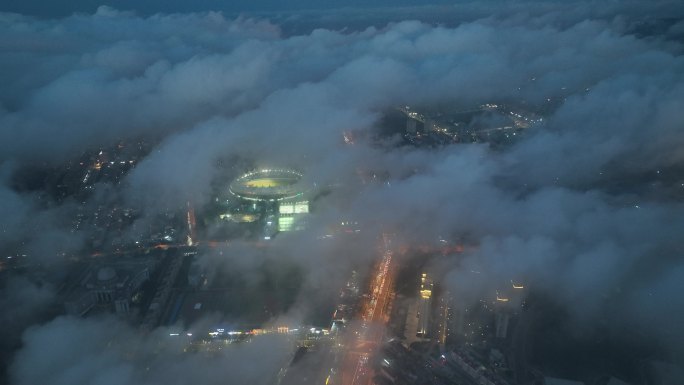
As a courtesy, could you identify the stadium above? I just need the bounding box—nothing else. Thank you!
[229,169,306,202]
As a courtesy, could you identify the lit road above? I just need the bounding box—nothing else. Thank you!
[276,235,396,385]
[339,235,396,385]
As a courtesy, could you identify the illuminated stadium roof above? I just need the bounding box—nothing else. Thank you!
[229,169,306,201]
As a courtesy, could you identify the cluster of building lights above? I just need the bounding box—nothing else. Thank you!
[169,325,329,338]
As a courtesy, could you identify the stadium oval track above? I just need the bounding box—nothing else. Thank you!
[229,169,306,202]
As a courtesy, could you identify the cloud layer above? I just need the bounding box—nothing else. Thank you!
[2,2,684,383]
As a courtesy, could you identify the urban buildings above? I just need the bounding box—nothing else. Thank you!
[65,257,158,317]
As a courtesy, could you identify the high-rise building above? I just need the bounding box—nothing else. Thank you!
[424,118,437,134]
[417,272,433,337]
[495,312,510,339]
[406,118,418,134]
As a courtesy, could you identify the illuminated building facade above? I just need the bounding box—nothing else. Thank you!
[277,200,309,232]
[417,272,433,337]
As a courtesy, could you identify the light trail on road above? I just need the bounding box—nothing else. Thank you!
[339,234,396,385]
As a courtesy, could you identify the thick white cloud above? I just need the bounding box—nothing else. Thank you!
[10,316,291,385]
